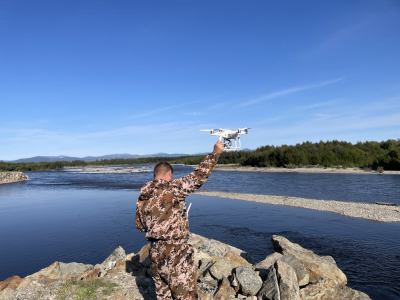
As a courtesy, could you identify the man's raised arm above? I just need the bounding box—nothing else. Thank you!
[172,140,224,198]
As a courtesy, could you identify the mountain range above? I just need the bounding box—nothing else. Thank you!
[4,149,253,163]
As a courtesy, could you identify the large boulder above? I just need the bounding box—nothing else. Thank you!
[300,278,371,300]
[199,240,225,258]
[27,261,93,284]
[271,235,347,285]
[274,260,300,300]
[235,266,263,296]
[254,252,283,280]
[256,266,280,300]
[280,255,309,286]
[223,251,252,268]
[209,259,235,280]
[101,246,126,270]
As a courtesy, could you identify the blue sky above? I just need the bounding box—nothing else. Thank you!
[1,0,399,160]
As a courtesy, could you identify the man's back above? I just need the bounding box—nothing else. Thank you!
[136,152,221,241]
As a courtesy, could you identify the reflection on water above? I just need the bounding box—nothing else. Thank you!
[1,168,400,299]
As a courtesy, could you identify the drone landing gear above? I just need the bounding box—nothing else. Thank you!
[219,137,241,151]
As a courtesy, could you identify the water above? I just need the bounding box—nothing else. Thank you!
[1,166,400,299]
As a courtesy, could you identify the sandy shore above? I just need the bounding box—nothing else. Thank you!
[195,191,400,222]
[212,165,400,175]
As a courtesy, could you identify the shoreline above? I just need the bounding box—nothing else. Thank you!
[212,165,400,175]
[195,191,400,222]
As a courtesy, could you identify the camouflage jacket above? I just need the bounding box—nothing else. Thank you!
[136,152,220,242]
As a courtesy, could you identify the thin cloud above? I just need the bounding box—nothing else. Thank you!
[237,77,345,107]
[128,101,198,119]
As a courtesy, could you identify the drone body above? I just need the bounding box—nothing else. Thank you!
[201,128,251,151]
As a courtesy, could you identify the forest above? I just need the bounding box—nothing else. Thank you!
[1,139,400,172]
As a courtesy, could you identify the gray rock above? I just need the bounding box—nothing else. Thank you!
[198,277,219,300]
[300,278,371,300]
[197,258,214,280]
[0,172,29,185]
[271,235,347,285]
[274,260,300,300]
[254,252,283,280]
[199,241,225,257]
[236,266,263,296]
[209,259,235,280]
[0,287,15,300]
[280,255,309,286]
[257,266,280,300]
[102,246,126,270]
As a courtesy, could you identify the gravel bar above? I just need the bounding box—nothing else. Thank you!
[195,191,400,222]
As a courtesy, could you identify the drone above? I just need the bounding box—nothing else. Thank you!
[201,128,251,151]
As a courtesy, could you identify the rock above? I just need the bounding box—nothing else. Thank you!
[280,255,309,286]
[271,235,347,285]
[224,251,252,267]
[0,276,25,292]
[27,261,93,284]
[0,172,29,185]
[300,278,371,300]
[235,266,263,296]
[198,277,219,299]
[214,276,236,300]
[141,256,150,268]
[0,287,15,300]
[199,241,225,257]
[102,246,126,270]
[254,252,283,280]
[274,260,300,300]
[321,255,336,266]
[209,259,235,280]
[79,268,101,280]
[132,244,150,264]
[256,266,280,300]
[194,248,213,268]
[197,258,214,280]
[126,252,135,260]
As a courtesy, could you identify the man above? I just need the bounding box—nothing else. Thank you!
[136,140,224,300]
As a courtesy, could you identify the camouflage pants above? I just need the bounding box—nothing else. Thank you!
[149,240,198,300]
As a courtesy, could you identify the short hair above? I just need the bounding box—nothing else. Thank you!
[154,162,173,178]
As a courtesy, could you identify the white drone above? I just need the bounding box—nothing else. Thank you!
[201,128,251,151]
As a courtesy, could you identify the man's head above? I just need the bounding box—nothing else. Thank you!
[154,161,173,181]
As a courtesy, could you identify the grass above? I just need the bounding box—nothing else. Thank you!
[54,279,118,300]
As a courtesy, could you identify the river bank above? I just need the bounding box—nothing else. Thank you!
[212,165,400,175]
[64,166,151,173]
[0,233,371,300]
[195,191,400,222]
[0,172,29,185]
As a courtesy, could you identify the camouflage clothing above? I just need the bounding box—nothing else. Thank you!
[136,153,220,300]
[149,241,197,300]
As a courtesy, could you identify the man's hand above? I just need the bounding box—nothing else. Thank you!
[213,140,224,154]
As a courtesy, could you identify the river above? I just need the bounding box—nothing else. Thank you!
[0,166,399,299]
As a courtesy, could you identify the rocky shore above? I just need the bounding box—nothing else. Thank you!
[0,172,29,185]
[0,233,371,300]
[196,191,400,222]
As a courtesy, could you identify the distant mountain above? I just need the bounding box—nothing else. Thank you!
[5,149,253,163]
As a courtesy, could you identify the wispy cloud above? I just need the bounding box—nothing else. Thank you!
[237,77,345,107]
[128,101,198,119]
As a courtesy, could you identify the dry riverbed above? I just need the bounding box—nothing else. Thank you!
[195,191,400,222]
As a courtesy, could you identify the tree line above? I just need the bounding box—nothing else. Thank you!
[1,139,399,172]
